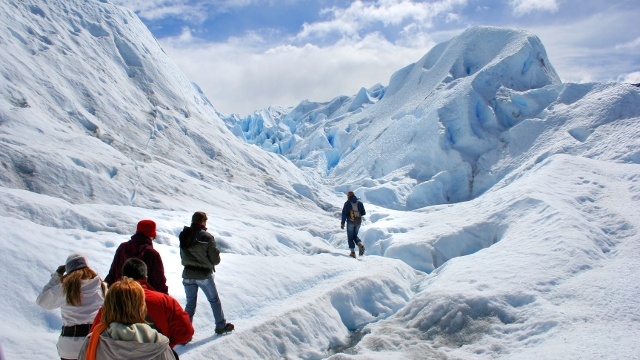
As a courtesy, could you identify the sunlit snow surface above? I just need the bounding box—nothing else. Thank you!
[1,0,640,359]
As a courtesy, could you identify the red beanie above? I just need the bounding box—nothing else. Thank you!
[347,191,355,197]
[136,220,157,239]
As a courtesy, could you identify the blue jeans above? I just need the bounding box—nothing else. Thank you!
[346,222,362,251]
[183,276,227,329]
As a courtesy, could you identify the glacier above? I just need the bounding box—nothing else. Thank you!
[1,0,639,359]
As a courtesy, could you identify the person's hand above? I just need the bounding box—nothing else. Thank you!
[341,224,345,229]
[56,265,66,276]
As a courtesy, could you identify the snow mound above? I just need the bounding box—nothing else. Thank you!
[348,155,640,359]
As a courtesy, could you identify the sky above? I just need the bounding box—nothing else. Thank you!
[111,0,640,116]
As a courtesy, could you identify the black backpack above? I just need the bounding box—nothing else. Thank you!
[350,201,362,225]
[179,226,196,249]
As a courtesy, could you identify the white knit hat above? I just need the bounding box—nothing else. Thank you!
[65,253,88,273]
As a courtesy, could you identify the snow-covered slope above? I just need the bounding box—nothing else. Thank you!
[0,0,338,215]
[1,1,640,359]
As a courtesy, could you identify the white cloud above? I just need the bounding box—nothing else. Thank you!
[510,0,558,17]
[161,30,432,116]
[111,0,255,21]
[134,0,639,116]
[445,12,461,23]
[111,0,204,21]
[618,71,640,84]
[296,0,467,40]
[615,37,640,50]
[512,8,640,83]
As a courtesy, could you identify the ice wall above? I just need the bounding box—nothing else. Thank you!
[220,84,385,171]
[224,27,568,209]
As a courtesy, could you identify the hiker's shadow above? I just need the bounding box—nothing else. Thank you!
[175,332,231,354]
[326,252,361,259]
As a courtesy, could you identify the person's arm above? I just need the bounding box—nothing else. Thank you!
[104,245,123,286]
[207,235,221,267]
[341,202,349,226]
[167,297,194,348]
[149,254,169,294]
[35,273,66,310]
[359,202,366,216]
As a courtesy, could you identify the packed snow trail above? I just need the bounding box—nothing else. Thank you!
[0,195,419,360]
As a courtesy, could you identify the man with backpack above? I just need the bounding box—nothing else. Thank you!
[341,191,366,259]
[179,211,234,335]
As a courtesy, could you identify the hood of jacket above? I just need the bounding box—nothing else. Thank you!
[348,195,359,203]
[61,276,105,325]
[80,275,103,296]
[123,234,154,258]
[94,323,171,359]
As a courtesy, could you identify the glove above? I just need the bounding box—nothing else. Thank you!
[341,224,345,229]
[56,265,66,276]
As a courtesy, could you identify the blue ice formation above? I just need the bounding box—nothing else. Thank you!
[220,84,385,160]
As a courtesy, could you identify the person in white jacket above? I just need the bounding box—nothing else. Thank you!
[36,253,105,360]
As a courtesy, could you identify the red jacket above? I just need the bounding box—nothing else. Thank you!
[92,281,193,348]
[105,234,169,294]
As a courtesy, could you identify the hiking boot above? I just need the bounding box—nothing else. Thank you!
[358,243,365,256]
[215,323,234,335]
[349,251,356,259]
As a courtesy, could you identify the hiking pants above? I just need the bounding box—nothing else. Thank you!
[346,221,362,251]
[183,276,227,329]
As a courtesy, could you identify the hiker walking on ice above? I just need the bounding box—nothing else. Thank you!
[179,211,234,335]
[341,191,366,258]
[105,219,169,294]
[36,253,105,360]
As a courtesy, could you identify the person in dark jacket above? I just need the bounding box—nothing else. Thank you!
[105,220,168,294]
[341,191,366,258]
[92,259,193,350]
[179,211,234,335]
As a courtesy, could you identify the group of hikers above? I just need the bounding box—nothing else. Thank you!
[36,211,232,360]
[36,192,367,360]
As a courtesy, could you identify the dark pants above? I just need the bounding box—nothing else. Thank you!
[347,221,362,250]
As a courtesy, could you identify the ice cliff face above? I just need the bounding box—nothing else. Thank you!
[224,27,566,209]
[220,83,386,157]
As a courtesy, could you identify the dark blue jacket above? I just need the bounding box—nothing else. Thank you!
[341,196,366,225]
